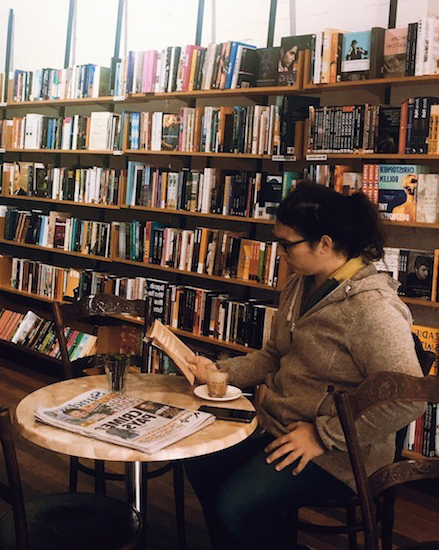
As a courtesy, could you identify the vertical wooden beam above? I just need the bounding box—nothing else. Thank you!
[267,0,278,48]
[3,9,14,102]
[110,0,125,95]
[64,0,76,68]
[388,0,398,29]
[195,0,205,46]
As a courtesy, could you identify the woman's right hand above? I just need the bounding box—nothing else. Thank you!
[185,355,216,384]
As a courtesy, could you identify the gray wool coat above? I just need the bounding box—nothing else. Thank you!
[217,264,425,490]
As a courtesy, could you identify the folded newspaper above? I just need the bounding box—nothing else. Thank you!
[34,388,215,454]
[145,319,196,385]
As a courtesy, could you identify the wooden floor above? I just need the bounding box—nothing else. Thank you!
[0,356,438,549]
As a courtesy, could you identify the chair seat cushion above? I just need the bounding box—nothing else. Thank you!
[0,492,142,550]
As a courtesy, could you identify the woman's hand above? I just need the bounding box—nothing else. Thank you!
[185,355,216,384]
[264,421,325,475]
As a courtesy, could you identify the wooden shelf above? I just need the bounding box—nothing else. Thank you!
[6,96,115,108]
[383,220,439,230]
[121,205,275,224]
[303,73,439,92]
[3,148,119,155]
[401,449,438,460]
[0,285,58,303]
[124,149,272,159]
[114,257,280,291]
[0,338,61,363]
[401,297,439,308]
[0,239,112,262]
[0,195,119,209]
[4,85,304,109]
[306,153,439,160]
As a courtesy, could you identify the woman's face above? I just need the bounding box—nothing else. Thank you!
[273,221,322,276]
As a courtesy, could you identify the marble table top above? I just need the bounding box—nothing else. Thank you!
[16,374,257,462]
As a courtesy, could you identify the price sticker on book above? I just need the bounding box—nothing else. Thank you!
[271,155,296,162]
[306,154,328,161]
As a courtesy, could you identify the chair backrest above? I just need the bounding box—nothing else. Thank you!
[0,407,29,550]
[51,294,151,380]
[333,372,439,550]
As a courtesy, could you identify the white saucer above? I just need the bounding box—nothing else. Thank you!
[193,385,243,402]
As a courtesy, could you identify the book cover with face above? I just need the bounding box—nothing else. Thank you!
[341,30,371,80]
[279,35,314,86]
[383,28,408,78]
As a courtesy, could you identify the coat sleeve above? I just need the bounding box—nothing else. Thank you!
[315,295,426,452]
[215,275,299,388]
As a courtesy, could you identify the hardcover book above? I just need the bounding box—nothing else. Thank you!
[383,28,408,78]
[279,34,314,86]
[341,30,371,81]
[255,47,280,87]
[416,173,439,223]
[376,107,400,153]
[377,164,425,222]
[161,114,180,151]
[398,248,434,299]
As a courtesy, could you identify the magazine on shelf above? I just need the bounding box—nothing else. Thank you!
[34,388,214,454]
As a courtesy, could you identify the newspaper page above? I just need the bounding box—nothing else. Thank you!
[145,320,196,385]
[34,388,215,454]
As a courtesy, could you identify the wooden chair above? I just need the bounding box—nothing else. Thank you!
[0,406,143,550]
[51,293,187,550]
[333,371,439,550]
[292,336,436,550]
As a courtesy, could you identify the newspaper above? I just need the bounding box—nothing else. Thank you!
[34,388,215,454]
[145,320,196,385]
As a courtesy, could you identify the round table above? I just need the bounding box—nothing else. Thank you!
[16,373,257,516]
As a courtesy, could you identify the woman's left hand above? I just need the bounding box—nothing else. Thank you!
[264,421,325,476]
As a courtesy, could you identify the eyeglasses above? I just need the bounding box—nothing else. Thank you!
[274,238,308,252]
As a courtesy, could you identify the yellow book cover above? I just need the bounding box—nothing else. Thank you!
[413,325,439,375]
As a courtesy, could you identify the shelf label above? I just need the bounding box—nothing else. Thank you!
[0,102,6,107]
[0,148,5,154]
[271,155,296,162]
[113,96,126,102]
[113,150,123,156]
[306,154,328,161]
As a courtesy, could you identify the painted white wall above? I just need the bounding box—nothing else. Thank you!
[0,0,437,72]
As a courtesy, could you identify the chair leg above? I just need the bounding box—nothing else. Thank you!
[346,503,358,550]
[291,507,299,549]
[69,456,79,492]
[173,462,187,550]
[381,488,396,550]
[94,459,106,494]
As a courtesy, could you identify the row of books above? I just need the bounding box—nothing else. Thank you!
[307,104,400,154]
[1,162,121,205]
[113,221,285,287]
[109,275,277,349]
[125,162,299,218]
[310,20,439,84]
[9,258,81,301]
[404,400,439,457]
[11,65,112,102]
[306,96,439,156]
[3,209,112,258]
[377,247,439,301]
[125,96,316,155]
[0,112,122,152]
[6,256,278,350]
[0,308,96,361]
